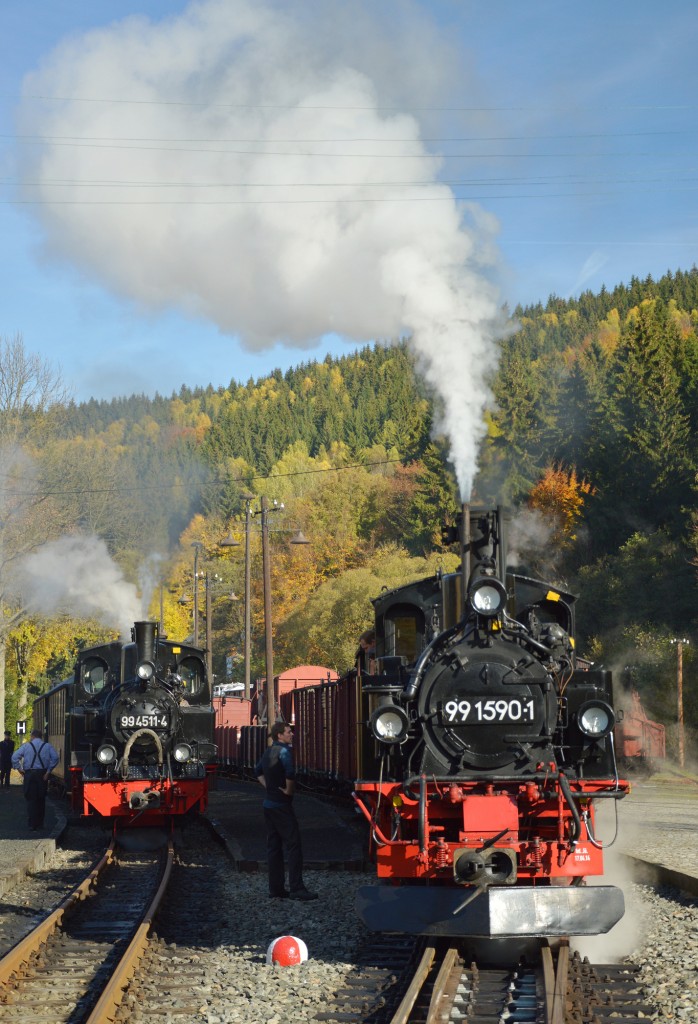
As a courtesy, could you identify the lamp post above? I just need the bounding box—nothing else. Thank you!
[191,541,203,646]
[260,497,274,719]
[258,499,310,721]
[220,496,309,723]
[220,493,254,699]
[670,638,689,768]
[221,495,283,722]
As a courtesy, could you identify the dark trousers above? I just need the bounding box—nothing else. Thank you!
[23,770,47,827]
[0,764,10,787]
[264,803,304,894]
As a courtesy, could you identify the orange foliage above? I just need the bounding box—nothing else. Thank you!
[528,465,595,545]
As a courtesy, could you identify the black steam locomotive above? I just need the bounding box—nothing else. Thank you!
[279,505,630,938]
[33,621,217,829]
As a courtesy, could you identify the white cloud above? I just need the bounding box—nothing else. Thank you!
[18,0,506,498]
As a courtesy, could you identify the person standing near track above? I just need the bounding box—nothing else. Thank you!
[0,731,14,788]
[11,729,59,830]
[255,721,318,901]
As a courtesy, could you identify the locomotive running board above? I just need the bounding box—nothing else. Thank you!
[355,884,625,937]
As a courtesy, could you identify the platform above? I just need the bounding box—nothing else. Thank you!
[205,777,368,869]
[0,776,66,897]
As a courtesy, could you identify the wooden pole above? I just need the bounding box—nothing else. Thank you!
[261,497,274,724]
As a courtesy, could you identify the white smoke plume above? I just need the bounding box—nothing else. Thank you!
[571,801,646,963]
[138,552,165,622]
[17,0,506,500]
[20,535,142,638]
[506,508,556,571]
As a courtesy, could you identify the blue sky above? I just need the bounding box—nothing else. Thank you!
[1,0,696,403]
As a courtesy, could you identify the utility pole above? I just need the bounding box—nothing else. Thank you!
[205,571,213,683]
[261,496,274,723]
[242,495,253,700]
[220,496,308,722]
[219,493,255,701]
[670,638,689,769]
[191,542,203,646]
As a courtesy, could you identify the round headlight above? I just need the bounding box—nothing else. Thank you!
[97,744,117,765]
[136,661,155,681]
[578,701,615,738]
[370,706,408,744]
[173,742,192,763]
[469,577,507,617]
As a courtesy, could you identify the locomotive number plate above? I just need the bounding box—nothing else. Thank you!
[442,698,535,725]
[118,714,169,729]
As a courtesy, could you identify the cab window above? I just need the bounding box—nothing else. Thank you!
[383,605,425,664]
[82,656,109,695]
[179,656,205,697]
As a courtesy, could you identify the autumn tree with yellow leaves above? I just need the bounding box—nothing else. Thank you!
[528,464,595,550]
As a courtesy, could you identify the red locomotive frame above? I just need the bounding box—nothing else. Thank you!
[69,764,215,823]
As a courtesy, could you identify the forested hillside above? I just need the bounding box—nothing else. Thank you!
[3,267,698,754]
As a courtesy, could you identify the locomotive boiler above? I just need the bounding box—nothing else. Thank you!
[33,621,217,830]
[350,505,630,938]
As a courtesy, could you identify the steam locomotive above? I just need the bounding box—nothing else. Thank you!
[279,505,631,939]
[33,621,217,830]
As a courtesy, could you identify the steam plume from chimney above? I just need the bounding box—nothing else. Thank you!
[18,0,506,498]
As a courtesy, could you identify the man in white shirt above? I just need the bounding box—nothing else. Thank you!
[12,729,60,830]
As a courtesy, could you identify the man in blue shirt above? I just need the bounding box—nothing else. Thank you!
[255,721,318,901]
[12,729,60,830]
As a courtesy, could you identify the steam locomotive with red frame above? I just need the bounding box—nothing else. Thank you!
[33,621,216,831]
[281,505,631,939]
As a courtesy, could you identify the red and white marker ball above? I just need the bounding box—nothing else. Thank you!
[266,935,309,966]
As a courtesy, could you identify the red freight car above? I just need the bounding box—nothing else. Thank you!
[280,671,357,784]
[214,696,254,767]
[616,688,666,768]
[214,666,337,772]
[277,665,338,702]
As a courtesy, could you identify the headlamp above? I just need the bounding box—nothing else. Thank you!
[468,577,507,617]
[136,661,155,682]
[173,742,192,763]
[370,705,409,744]
[96,744,117,765]
[577,701,615,738]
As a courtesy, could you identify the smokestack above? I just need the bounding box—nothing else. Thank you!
[460,503,471,619]
[133,621,158,664]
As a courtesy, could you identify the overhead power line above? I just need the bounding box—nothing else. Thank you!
[5,129,690,144]
[5,139,696,158]
[8,172,698,189]
[15,94,695,112]
[0,455,406,498]
[6,185,698,205]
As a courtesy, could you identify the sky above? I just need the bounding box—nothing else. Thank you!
[0,0,696,408]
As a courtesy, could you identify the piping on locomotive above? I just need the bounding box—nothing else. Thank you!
[353,505,630,938]
[33,621,217,829]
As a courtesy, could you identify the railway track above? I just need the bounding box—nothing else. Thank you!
[0,819,689,1022]
[317,933,658,1023]
[0,826,110,958]
[0,838,173,1023]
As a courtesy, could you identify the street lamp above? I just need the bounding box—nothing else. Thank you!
[670,638,689,768]
[220,492,254,700]
[191,541,203,646]
[180,558,221,684]
[220,496,309,723]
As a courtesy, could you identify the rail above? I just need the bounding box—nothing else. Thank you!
[0,839,116,988]
[86,840,174,1023]
[0,839,173,1024]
